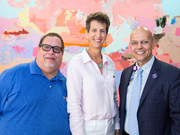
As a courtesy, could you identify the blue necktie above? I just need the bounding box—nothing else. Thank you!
[128,68,143,135]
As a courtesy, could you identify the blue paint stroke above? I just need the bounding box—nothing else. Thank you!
[161,0,180,18]
[27,0,36,8]
[171,18,176,24]
[0,0,36,18]
[0,0,19,18]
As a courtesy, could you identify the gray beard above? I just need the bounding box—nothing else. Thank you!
[44,62,56,68]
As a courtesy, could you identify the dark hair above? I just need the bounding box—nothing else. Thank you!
[38,32,64,49]
[86,12,110,34]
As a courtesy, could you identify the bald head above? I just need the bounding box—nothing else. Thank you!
[130,26,153,41]
[129,26,155,67]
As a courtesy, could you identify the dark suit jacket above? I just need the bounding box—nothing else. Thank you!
[119,58,180,135]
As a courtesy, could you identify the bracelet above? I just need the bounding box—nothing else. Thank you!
[115,129,120,131]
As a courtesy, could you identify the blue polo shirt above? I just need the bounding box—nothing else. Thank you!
[0,59,71,135]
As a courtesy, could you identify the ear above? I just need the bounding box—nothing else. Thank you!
[61,49,64,55]
[105,34,107,41]
[152,40,156,49]
[86,31,88,39]
[37,46,40,52]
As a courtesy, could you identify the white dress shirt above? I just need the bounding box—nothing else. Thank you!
[124,56,155,133]
[67,49,120,135]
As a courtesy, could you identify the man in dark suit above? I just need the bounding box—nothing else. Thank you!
[119,26,180,135]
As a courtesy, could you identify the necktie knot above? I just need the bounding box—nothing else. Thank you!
[137,68,143,75]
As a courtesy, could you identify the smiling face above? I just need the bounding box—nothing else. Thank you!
[36,36,64,78]
[130,27,155,67]
[86,20,107,49]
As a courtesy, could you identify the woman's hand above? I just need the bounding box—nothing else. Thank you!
[115,130,120,135]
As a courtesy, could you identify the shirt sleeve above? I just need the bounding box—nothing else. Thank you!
[111,61,120,130]
[114,89,120,129]
[169,69,180,135]
[0,70,11,114]
[67,59,84,135]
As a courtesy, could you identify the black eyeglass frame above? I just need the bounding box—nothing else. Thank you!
[40,44,63,53]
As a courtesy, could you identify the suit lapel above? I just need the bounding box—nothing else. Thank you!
[120,65,133,128]
[121,65,134,110]
[124,67,133,92]
[139,58,161,108]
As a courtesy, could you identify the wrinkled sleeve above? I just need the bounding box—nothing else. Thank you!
[0,70,10,115]
[114,89,120,130]
[112,63,120,130]
[67,60,84,135]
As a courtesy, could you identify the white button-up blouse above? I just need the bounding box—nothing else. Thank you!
[67,49,120,135]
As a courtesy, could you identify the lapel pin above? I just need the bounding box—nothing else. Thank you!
[152,73,157,79]
[133,66,137,71]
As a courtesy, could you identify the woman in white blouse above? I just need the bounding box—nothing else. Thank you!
[67,12,120,135]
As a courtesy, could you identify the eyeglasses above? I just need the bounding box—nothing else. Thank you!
[40,44,63,53]
[130,39,152,46]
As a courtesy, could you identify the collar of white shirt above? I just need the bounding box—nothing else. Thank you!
[82,49,108,65]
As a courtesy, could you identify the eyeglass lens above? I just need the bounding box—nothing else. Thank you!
[130,40,151,46]
[41,44,62,53]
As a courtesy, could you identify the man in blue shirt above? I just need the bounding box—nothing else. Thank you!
[0,33,71,135]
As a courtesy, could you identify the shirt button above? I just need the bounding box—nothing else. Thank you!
[50,86,51,88]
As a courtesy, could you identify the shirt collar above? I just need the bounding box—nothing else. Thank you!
[82,49,108,64]
[30,58,65,81]
[30,58,43,75]
[135,55,155,73]
[52,70,66,81]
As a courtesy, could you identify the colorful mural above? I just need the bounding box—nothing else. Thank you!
[0,0,180,80]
